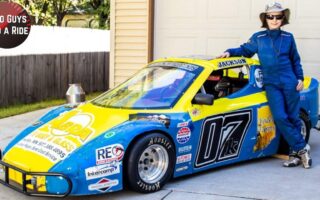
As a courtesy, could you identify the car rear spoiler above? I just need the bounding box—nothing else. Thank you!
[0,154,72,197]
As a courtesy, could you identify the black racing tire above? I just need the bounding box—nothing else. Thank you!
[277,111,311,154]
[126,133,175,193]
[300,111,311,143]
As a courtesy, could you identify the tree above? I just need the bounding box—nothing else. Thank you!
[52,0,74,26]
[14,0,53,25]
[13,0,110,29]
[87,0,110,29]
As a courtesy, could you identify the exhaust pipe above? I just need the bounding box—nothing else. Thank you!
[66,83,85,107]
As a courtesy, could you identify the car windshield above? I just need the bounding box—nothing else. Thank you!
[92,62,202,109]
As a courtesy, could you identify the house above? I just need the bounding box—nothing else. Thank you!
[110,0,320,88]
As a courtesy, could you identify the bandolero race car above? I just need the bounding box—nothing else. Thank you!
[0,56,319,197]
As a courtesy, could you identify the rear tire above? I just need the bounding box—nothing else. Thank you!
[126,133,175,193]
[277,111,311,154]
[300,111,311,143]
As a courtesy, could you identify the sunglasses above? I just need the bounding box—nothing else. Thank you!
[266,14,284,20]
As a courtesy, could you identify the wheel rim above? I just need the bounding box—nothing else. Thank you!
[301,119,307,140]
[138,144,169,184]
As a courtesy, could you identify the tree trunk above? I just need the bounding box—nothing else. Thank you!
[56,13,65,26]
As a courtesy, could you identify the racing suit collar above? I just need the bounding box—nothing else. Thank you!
[267,29,282,39]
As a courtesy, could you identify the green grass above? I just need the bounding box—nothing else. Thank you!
[0,92,103,119]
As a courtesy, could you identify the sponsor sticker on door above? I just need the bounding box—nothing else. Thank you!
[88,178,119,192]
[85,162,120,180]
[96,144,124,165]
[176,127,191,144]
[176,154,192,164]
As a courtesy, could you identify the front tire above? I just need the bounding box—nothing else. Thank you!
[126,133,175,193]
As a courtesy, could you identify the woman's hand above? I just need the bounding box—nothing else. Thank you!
[216,52,230,58]
[296,79,304,91]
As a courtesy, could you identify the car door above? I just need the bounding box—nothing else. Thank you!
[189,65,278,172]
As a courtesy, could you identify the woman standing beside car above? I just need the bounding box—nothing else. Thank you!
[218,2,312,168]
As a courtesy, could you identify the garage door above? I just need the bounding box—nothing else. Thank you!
[154,0,320,82]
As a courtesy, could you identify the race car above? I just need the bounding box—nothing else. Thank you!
[0,56,319,197]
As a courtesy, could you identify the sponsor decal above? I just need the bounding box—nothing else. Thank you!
[16,135,74,162]
[49,113,95,142]
[16,112,95,163]
[191,108,200,116]
[96,144,124,165]
[177,64,199,72]
[176,166,188,172]
[254,68,263,88]
[177,121,189,128]
[218,58,246,68]
[254,106,276,152]
[129,114,170,128]
[195,110,252,168]
[148,62,199,71]
[104,132,116,139]
[178,145,192,154]
[176,127,191,144]
[207,75,221,81]
[85,162,120,180]
[88,178,119,192]
[176,154,192,164]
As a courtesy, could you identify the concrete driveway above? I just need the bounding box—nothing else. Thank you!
[0,108,319,200]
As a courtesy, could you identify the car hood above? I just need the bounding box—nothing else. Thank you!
[3,103,136,172]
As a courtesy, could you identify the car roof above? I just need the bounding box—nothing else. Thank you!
[151,56,260,71]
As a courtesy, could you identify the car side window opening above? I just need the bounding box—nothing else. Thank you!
[202,65,249,99]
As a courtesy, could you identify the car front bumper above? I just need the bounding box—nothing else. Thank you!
[0,151,72,197]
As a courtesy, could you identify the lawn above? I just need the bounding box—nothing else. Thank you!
[0,92,102,119]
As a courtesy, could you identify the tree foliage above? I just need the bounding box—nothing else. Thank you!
[14,0,53,25]
[86,0,110,29]
[13,0,110,29]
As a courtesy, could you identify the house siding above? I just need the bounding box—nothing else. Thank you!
[110,0,153,87]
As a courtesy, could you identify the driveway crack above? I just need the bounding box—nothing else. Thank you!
[161,190,173,200]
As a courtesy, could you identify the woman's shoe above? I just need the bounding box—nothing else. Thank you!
[298,144,312,169]
[283,152,301,167]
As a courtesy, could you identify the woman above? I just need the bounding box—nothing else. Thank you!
[218,2,312,168]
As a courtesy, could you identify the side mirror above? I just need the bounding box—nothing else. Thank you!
[192,93,214,105]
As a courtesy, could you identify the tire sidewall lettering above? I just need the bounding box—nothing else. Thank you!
[137,180,161,192]
[127,133,174,193]
[148,136,172,150]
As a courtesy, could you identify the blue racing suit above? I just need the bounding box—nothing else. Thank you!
[226,29,306,152]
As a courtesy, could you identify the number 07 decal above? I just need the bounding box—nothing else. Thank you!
[195,110,252,168]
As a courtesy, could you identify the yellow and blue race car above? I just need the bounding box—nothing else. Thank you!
[0,56,319,197]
